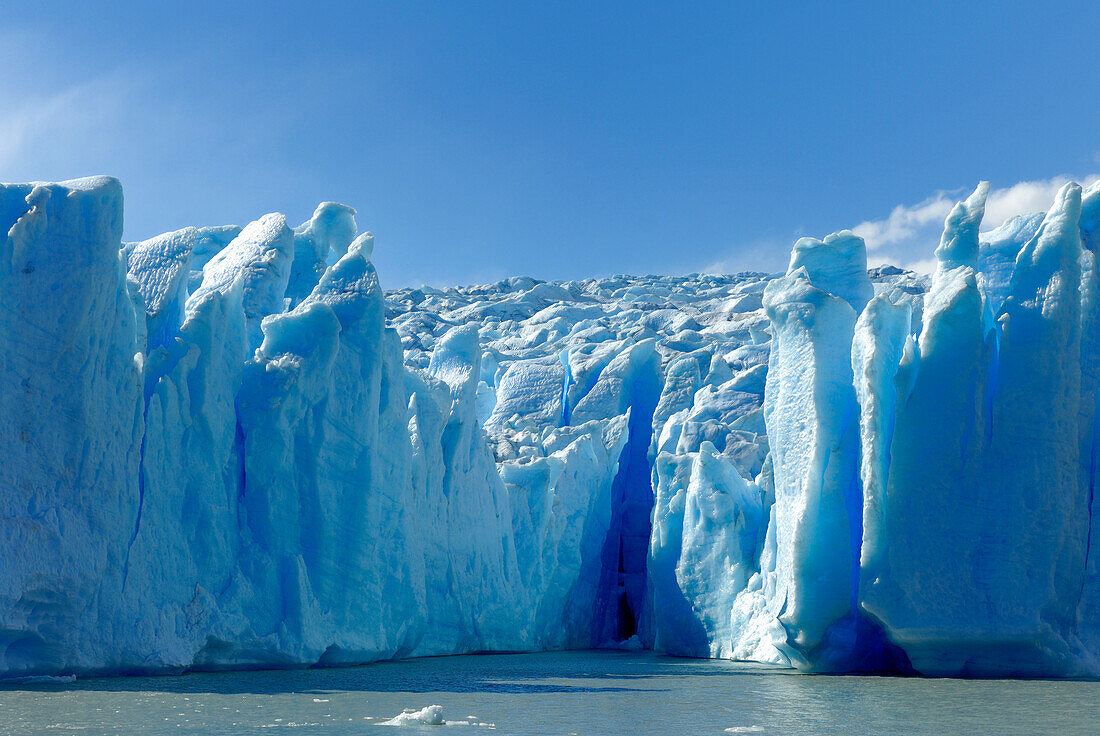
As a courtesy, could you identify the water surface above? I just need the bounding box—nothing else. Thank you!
[1,650,1097,735]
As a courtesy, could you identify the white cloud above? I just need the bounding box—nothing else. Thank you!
[703,173,1100,277]
[850,196,955,252]
[854,174,1100,273]
[983,176,1100,229]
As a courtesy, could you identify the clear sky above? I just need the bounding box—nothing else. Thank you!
[3,1,1099,287]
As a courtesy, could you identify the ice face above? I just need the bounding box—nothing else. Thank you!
[125,227,197,351]
[787,230,874,315]
[0,177,144,676]
[858,183,1099,675]
[187,213,294,350]
[3,175,1100,679]
[757,266,862,665]
[935,181,989,271]
[851,294,910,589]
[286,202,358,306]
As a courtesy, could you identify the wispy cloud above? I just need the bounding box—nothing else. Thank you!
[0,28,153,181]
[0,72,147,174]
[850,196,956,255]
[702,173,1100,278]
[701,237,794,277]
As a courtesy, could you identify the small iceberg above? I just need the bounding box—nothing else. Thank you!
[380,705,445,726]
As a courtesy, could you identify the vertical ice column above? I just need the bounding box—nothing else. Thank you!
[647,450,710,655]
[123,280,248,670]
[759,244,865,664]
[233,232,422,663]
[861,184,990,673]
[296,235,419,662]
[429,324,526,651]
[1077,182,1100,655]
[980,183,1087,666]
[936,182,990,270]
[865,182,1094,675]
[787,230,874,315]
[0,177,144,675]
[403,370,458,656]
[851,295,911,593]
[677,443,763,657]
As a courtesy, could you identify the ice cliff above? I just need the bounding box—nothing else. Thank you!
[2,176,1100,678]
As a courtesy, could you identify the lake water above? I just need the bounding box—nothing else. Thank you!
[1,650,1097,735]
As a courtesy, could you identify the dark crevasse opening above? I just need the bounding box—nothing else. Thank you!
[617,590,637,639]
[813,612,914,674]
[592,360,661,647]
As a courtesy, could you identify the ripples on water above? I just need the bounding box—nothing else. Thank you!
[1,651,1097,735]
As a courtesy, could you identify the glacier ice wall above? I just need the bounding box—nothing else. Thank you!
[3,175,1100,678]
[0,177,633,676]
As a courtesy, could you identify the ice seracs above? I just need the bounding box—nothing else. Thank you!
[2,175,1100,678]
[187,212,294,350]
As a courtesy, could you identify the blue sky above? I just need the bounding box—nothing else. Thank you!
[3,1,1099,287]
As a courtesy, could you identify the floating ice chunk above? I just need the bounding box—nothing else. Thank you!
[380,705,445,726]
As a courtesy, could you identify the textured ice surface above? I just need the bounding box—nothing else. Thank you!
[2,176,1100,678]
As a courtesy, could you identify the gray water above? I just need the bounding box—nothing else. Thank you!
[1,651,1097,736]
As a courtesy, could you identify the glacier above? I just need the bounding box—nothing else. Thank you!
[2,175,1100,678]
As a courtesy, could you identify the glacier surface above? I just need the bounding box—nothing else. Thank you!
[2,176,1100,678]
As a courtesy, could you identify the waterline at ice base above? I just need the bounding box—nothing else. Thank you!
[3,175,1100,679]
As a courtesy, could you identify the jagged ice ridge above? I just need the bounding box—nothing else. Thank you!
[1,176,1099,678]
